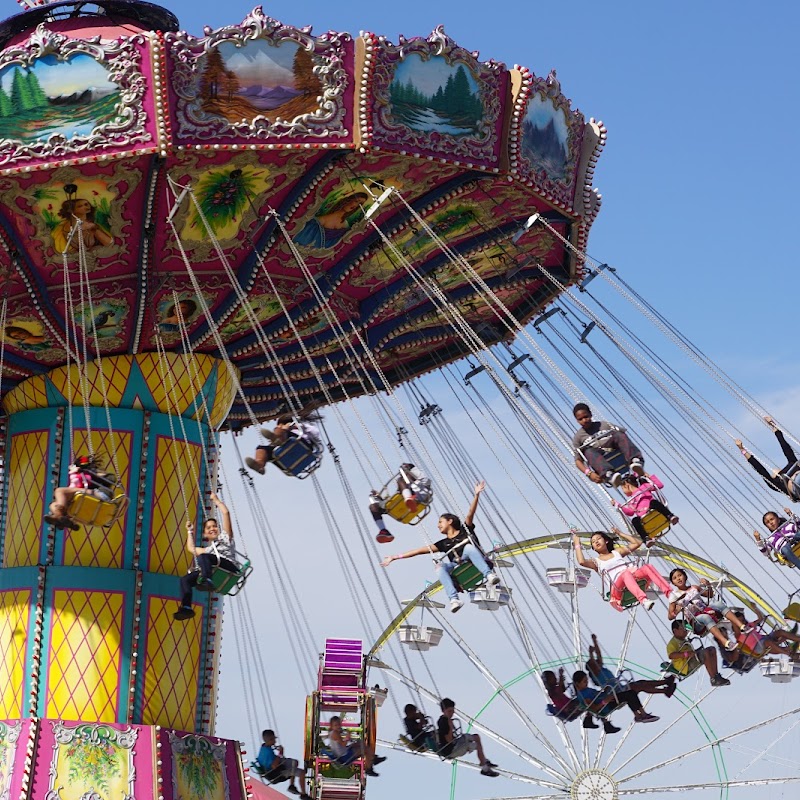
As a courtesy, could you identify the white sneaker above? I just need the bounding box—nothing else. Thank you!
[641,599,655,611]
[629,459,645,476]
[610,472,623,487]
[450,599,464,613]
[486,572,500,586]
[667,590,686,604]
[724,638,738,651]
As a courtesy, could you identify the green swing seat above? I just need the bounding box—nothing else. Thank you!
[196,557,252,596]
[452,562,486,592]
[605,578,649,609]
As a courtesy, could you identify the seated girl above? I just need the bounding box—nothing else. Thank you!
[174,493,239,621]
[369,463,433,543]
[245,404,323,475]
[326,716,385,777]
[667,568,747,651]
[44,454,115,531]
[401,704,436,751]
[573,528,684,612]
[612,474,678,542]
[754,509,800,569]
[381,480,500,613]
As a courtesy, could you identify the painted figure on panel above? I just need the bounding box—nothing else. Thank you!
[2,319,50,351]
[159,297,199,333]
[51,197,113,253]
[293,191,369,249]
[0,54,120,143]
[388,54,483,137]
[521,93,569,181]
[199,39,322,124]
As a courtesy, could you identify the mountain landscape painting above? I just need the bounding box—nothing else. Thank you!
[0,54,120,143]
[521,93,569,181]
[388,54,484,137]
[201,39,322,124]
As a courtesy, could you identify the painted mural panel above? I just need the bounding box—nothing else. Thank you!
[0,54,119,144]
[389,54,483,138]
[46,721,136,800]
[521,93,570,182]
[0,720,22,798]
[168,9,352,142]
[169,733,229,800]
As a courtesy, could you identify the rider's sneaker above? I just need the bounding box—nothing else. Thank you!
[450,599,464,613]
[405,496,419,514]
[486,572,501,586]
[244,457,265,475]
[641,599,655,611]
[376,529,394,544]
[609,472,623,487]
[629,458,645,476]
[710,673,731,687]
[480,766,499,777]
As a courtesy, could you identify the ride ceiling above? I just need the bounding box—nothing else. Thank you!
[0,3,605,425]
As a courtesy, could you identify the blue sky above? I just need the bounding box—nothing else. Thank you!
[154,1,800,798]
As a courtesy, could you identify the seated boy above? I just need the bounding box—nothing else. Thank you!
[437,698,499,776]
[255,729,310,798]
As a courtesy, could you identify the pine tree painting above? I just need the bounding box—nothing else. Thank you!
[520,94,569,181]
[388,54,484,137]
[0,54,120,142]
[202,39,322,125]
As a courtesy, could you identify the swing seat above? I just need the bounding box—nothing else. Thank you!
[250,762,290,784]
[639,509,671,539]
[272,438,323,479]
[774,540,800,568]
[384,492,431,524]
[69,488,129,529]
[197,558,252,596]
[784,602,800,622]
[545,702,584,723]
[604,449,629,478]
[451,562,486,592]
[605,578,648,609]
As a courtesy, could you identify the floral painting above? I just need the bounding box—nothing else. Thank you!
[199,39,322,125]
[388,54,483,137]
[0,721,22,799]
[0,53,120,143]
[49,722,135,800]
[521,93,569,181]
[170,733,227,800]
[179,164,272,241]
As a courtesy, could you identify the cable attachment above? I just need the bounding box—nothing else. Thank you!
[418,403,442,425]
[395,425,408,447]
[579,262,615,291]
[326,442,341,464]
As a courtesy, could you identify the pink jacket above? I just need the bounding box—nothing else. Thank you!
[614,475,664,518]
[68,470,92,490]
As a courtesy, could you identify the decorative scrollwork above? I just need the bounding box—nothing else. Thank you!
[0,25,151,167]
[168,7,351,141]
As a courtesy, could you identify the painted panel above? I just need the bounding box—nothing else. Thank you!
[44,588,125,722]
[141,594,202,731]
[3,429,49,568]
[146,435,202,576]
[0,718,29,800]
[0,589,31,720]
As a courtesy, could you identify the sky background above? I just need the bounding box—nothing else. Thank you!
[144,1,800,798]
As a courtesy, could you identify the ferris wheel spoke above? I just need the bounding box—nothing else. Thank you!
[506,598,584,774]
[616,704,800,785]
[608,687,716,776]
[432,607,576,778]
[377,662,571,784]
[594,609,641,771]
[617,777,800,793]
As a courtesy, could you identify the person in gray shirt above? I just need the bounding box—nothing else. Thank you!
[572,403,644,487]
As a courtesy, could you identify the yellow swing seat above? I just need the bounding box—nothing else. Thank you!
[774,540,800,568]
[384,492,430,524]
[69,488,129,529]
[638,509,672,540]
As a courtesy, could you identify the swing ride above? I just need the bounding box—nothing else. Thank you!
[0,2,798,800]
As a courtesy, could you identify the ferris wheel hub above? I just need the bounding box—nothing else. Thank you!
[570,769,619,800]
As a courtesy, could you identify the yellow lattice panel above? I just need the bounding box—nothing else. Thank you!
[46,358,132,410]
[147,437,201,576]
[46,589,124,722]
[1,374,48,414]
[141,596,201,730]
[208,361,238,429]
[63,429,132,569]
[0,589,31,719]
[138,352,214,418]
[4,431,49,568]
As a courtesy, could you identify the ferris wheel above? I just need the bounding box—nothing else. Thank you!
[364,533,800,800]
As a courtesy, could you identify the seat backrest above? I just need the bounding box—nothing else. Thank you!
[273,438,322,477]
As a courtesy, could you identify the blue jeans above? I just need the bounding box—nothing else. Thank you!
[779,538,800,569]
[437,544,491,599]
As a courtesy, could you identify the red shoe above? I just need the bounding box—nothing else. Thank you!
[376,529,394,543]
[405,496,419,514]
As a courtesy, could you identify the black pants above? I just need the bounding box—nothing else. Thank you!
[179,553,238,606]
[615,689,643,713]
[745,429,798,496]
[631,499,674,539]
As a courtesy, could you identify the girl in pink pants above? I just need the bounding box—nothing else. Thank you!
[573,528,684,612]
